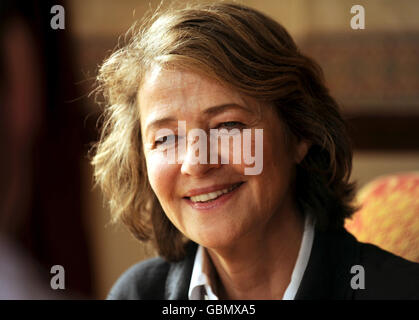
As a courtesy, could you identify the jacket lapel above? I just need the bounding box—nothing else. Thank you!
[164,242,197,299]
[295,227,360,300]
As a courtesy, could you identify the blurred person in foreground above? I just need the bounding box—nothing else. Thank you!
[91,2,419,300]
[0,0,89,299]
[0,2,51,299]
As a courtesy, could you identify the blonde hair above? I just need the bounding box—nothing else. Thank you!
[90,2,356,261]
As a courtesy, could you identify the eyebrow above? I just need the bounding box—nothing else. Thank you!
[203,103,254,116]
[144,103,254,137]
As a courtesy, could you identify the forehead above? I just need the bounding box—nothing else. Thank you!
[138,67,246,119]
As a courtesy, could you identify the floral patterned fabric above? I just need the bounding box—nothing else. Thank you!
[345,173,419,263]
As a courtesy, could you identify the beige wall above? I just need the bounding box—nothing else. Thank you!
[352,152,419,188]
[81,160,156,299]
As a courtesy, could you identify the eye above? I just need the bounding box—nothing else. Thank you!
[216,121,245,129]
[154,135,176,147]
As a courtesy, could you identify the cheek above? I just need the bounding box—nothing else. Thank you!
[145,151,186,234]
[252,130,294,202]
[222,130,264,176]
[145,152,178,201]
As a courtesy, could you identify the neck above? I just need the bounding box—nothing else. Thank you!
[206,203,305,300]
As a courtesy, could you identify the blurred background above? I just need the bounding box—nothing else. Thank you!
[0,0,418,299]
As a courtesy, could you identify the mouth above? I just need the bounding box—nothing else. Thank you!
[186,182,243,203]
[183,182,244,210]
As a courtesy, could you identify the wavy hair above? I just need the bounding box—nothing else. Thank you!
[90,2,357,261]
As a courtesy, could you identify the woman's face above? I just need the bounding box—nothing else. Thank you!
[139,67,306,250]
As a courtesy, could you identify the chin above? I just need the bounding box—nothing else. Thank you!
[189,224,243,250]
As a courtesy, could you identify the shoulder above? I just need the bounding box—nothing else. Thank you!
[107,256,171,300]
[305,227,419,299]
[106,242,198,300]
[354,240,419,299]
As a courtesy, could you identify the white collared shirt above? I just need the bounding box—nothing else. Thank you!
[188,214,315,300]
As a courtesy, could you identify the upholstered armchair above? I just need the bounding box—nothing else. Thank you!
[345,172,419,263]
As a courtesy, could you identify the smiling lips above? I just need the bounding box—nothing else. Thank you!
[184,182,244,203]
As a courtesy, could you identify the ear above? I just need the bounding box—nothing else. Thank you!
[294,140,311,164]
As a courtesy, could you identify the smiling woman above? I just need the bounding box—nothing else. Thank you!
[90,2,419,300]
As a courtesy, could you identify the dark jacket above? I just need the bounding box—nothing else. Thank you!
[107,228,419,299]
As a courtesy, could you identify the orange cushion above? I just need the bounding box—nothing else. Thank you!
[345,172,419,263]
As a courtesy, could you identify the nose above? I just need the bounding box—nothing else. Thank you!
[180,134,221,177]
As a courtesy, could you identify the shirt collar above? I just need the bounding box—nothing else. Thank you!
[188,214,315,300]
[188,245,219,300]
[282,214,315,299]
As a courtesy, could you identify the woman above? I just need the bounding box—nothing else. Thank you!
[91,2,419,299]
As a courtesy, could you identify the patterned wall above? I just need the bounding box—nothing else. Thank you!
[300,32,419,114]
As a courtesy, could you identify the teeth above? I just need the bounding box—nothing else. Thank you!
[190,183,240,203]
